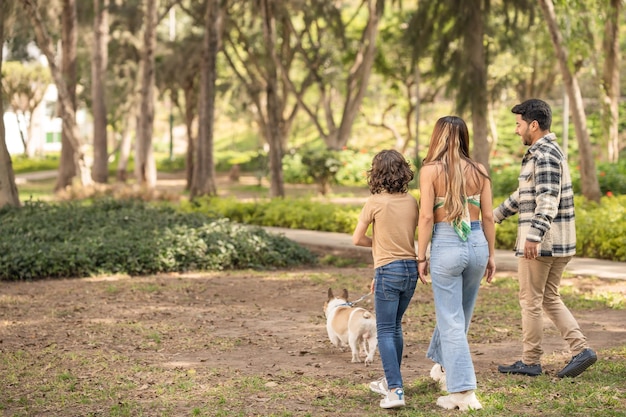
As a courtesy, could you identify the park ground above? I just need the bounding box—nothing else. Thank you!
[1,248,625,416]
[1,173,625,416]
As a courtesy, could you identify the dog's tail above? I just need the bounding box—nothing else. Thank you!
[362,311,373,320]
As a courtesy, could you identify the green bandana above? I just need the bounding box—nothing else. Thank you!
[452,217,471,241]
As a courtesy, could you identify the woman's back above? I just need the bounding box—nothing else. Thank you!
[426,160,486,224]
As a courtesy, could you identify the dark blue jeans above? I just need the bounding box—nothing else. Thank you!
[374,259,418,390]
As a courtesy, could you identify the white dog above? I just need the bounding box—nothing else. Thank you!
[323,288,378,365]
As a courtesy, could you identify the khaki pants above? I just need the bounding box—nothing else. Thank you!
[518,256,588,364]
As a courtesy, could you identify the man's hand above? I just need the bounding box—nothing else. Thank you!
[524,241,540,259]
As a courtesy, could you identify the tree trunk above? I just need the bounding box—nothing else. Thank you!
[466,1,490,172]
[183,85,196,191]
[91,0,109,183]
[190,0,220,198]
[0,2,21,208]
[116,82,141,182]
[115,119,133,182]
[601,0,620,163]
[261,0,285,197]
[22,0,92,188]
[55,0,79,190]
[135,0,157,188]
[331,0,382,150]
[538,0,601,202]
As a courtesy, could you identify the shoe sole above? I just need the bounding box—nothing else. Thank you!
[369,385,386,395]
[380,400,405,409]
[558,356,597,378]
[498,368,542,377]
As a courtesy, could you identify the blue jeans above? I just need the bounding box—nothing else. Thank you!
[374,259,418,390]
[426,221,488,393]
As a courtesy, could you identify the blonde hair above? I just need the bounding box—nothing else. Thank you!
[423,116,489,223]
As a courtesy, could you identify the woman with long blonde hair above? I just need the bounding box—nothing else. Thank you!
[417,116,496,411]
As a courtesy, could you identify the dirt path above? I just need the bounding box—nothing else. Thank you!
[1,247,625,416]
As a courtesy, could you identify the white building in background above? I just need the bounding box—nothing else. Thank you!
[3,83,63,156]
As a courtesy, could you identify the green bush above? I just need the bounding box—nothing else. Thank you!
[491,165,521,198]
[185,193,625,262]
[493,160,626,198]
[181,196,361,233]
[491,195,626,261]
[11,154,60,173]
[282,147,375,187]
[156,155,186,172]
[575,195,626,261]
[0,199,316,281]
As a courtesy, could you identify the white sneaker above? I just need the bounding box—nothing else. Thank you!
[430,363,447,391]
[436,390,482,411]
[369,377,387,395]
[380,388,405,409]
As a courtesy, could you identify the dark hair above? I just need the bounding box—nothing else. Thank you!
[367,149,414,194]
[511,99,552,130]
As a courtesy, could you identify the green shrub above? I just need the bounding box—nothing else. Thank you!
[0,199,316,281]
[156,155,186,172]
[181,196,361,233]
[575,195,626,261]
[492,160,626,199]
[11,154,60,174]
[282,147,375,188]
[491,165,521,198]
[183,193,625,261]
[491,195,626,261]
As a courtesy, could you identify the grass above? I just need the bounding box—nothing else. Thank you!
[16,177,57,202]
[0,269,624,416]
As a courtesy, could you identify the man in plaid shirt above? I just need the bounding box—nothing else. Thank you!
[494,99,596,379]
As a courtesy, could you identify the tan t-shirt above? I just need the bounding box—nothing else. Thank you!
[358,192,418,269]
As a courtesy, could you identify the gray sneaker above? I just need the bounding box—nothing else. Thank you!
[498,360,542,376]
[557,348,597,378]
[369,377,387,395]
[380,388,405,409]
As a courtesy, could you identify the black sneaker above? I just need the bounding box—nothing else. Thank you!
[498,360,542,376]
[557,348,597,378]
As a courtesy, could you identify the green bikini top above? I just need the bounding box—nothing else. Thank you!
[434,194,481,210]
[434,194,481,241]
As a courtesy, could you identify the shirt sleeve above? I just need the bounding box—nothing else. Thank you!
[527,154,561,242]
[493,189,520,224]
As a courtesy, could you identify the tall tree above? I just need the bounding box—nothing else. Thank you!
[409,0,536,171]
[55,0,80,190]
[538,0,601,202]
[601,0,621,163]
[222,0,301,197]
[286,0,385,150]
[135,0,158,188]
[409,0,490,168]
[190,0,222,198]
[91,0,110,183]
[0,0,21,208]
[1,62,51,156]
[259,0,284,197]
[369,8,443,157]
[157,29,202,190]
[21,0,93,187]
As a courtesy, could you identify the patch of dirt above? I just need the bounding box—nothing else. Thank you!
[1,245,625,415]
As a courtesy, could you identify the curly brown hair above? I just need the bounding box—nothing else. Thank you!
[367,149,414,194]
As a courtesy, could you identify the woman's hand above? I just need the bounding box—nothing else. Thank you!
[484,256,496,283]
